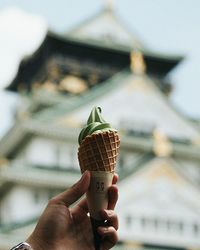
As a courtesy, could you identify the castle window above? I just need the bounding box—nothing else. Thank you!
[119,118,155,138]
[125,215,132,228]
[154,218,159,230]
[55,144,61,168]
[141,217,147,228]
[193,223,199,235]
[178,221,184,233]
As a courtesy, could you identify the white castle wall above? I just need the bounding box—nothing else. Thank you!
[118,201,200,248]
[117,160,200,249]
[0,185,47,224]
[0,137,79,224]
[17,137,79,170]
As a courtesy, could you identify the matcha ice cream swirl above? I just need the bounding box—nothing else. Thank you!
[78,107,116,145]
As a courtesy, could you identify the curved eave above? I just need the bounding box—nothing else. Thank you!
[6,31,130,92]
[144,52,184,76]
[1,119,200,162]
[0,165,80,189]
[51,31,184,65]
[6,31,183,92]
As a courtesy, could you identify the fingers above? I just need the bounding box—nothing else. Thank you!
[107,185,118,210]
[75,197,88,213]
[98,176,119,249]
[71,173,118,216]
[100,210,118,230]
[98,209,119,249]
[107,173,118,210]
[98,226,118,250]
[50,171,90,207]
[71,197,88,215]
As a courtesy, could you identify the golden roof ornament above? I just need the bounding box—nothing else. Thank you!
[192,136,200,146]
[32,82,41,91]
[42,81,57,92]
[153,129,172,157]
[104,0,114,11]
[56,116,81,128]
[130,50,146,75]
[0,157,9,167]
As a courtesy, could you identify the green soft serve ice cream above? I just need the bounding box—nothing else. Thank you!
[78,107,116,145]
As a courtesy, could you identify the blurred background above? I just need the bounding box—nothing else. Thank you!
[0,0,200,249]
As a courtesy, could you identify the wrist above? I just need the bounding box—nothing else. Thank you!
[11,242,33,250]
[26,236,45,250]
[26,235,60,250]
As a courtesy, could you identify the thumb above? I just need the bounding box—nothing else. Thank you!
[53,171,90,207]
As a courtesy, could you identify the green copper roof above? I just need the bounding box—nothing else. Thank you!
[33,69,129,122]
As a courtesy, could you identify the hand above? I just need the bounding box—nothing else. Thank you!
[26,171,119,250]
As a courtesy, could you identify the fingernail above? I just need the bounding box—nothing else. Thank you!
[78,171,88,184]
[105,210,112,217]
[81,170,89,179]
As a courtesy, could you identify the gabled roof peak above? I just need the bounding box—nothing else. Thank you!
[103,0,114,11]
[67,3,142,50]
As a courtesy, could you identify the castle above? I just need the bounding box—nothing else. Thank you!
[0,3,200,250]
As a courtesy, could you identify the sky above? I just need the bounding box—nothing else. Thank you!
[0,0,200,136]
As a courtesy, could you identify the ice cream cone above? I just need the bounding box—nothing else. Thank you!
[78,130,120,250]
[77,107,120,249]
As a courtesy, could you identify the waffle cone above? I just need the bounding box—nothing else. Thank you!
[78,130,120,173]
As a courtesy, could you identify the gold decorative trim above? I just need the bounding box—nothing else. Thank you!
[153,129,172,157]
[104,0,114,11]
[130,50,146,75]
[0,157,9,167]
